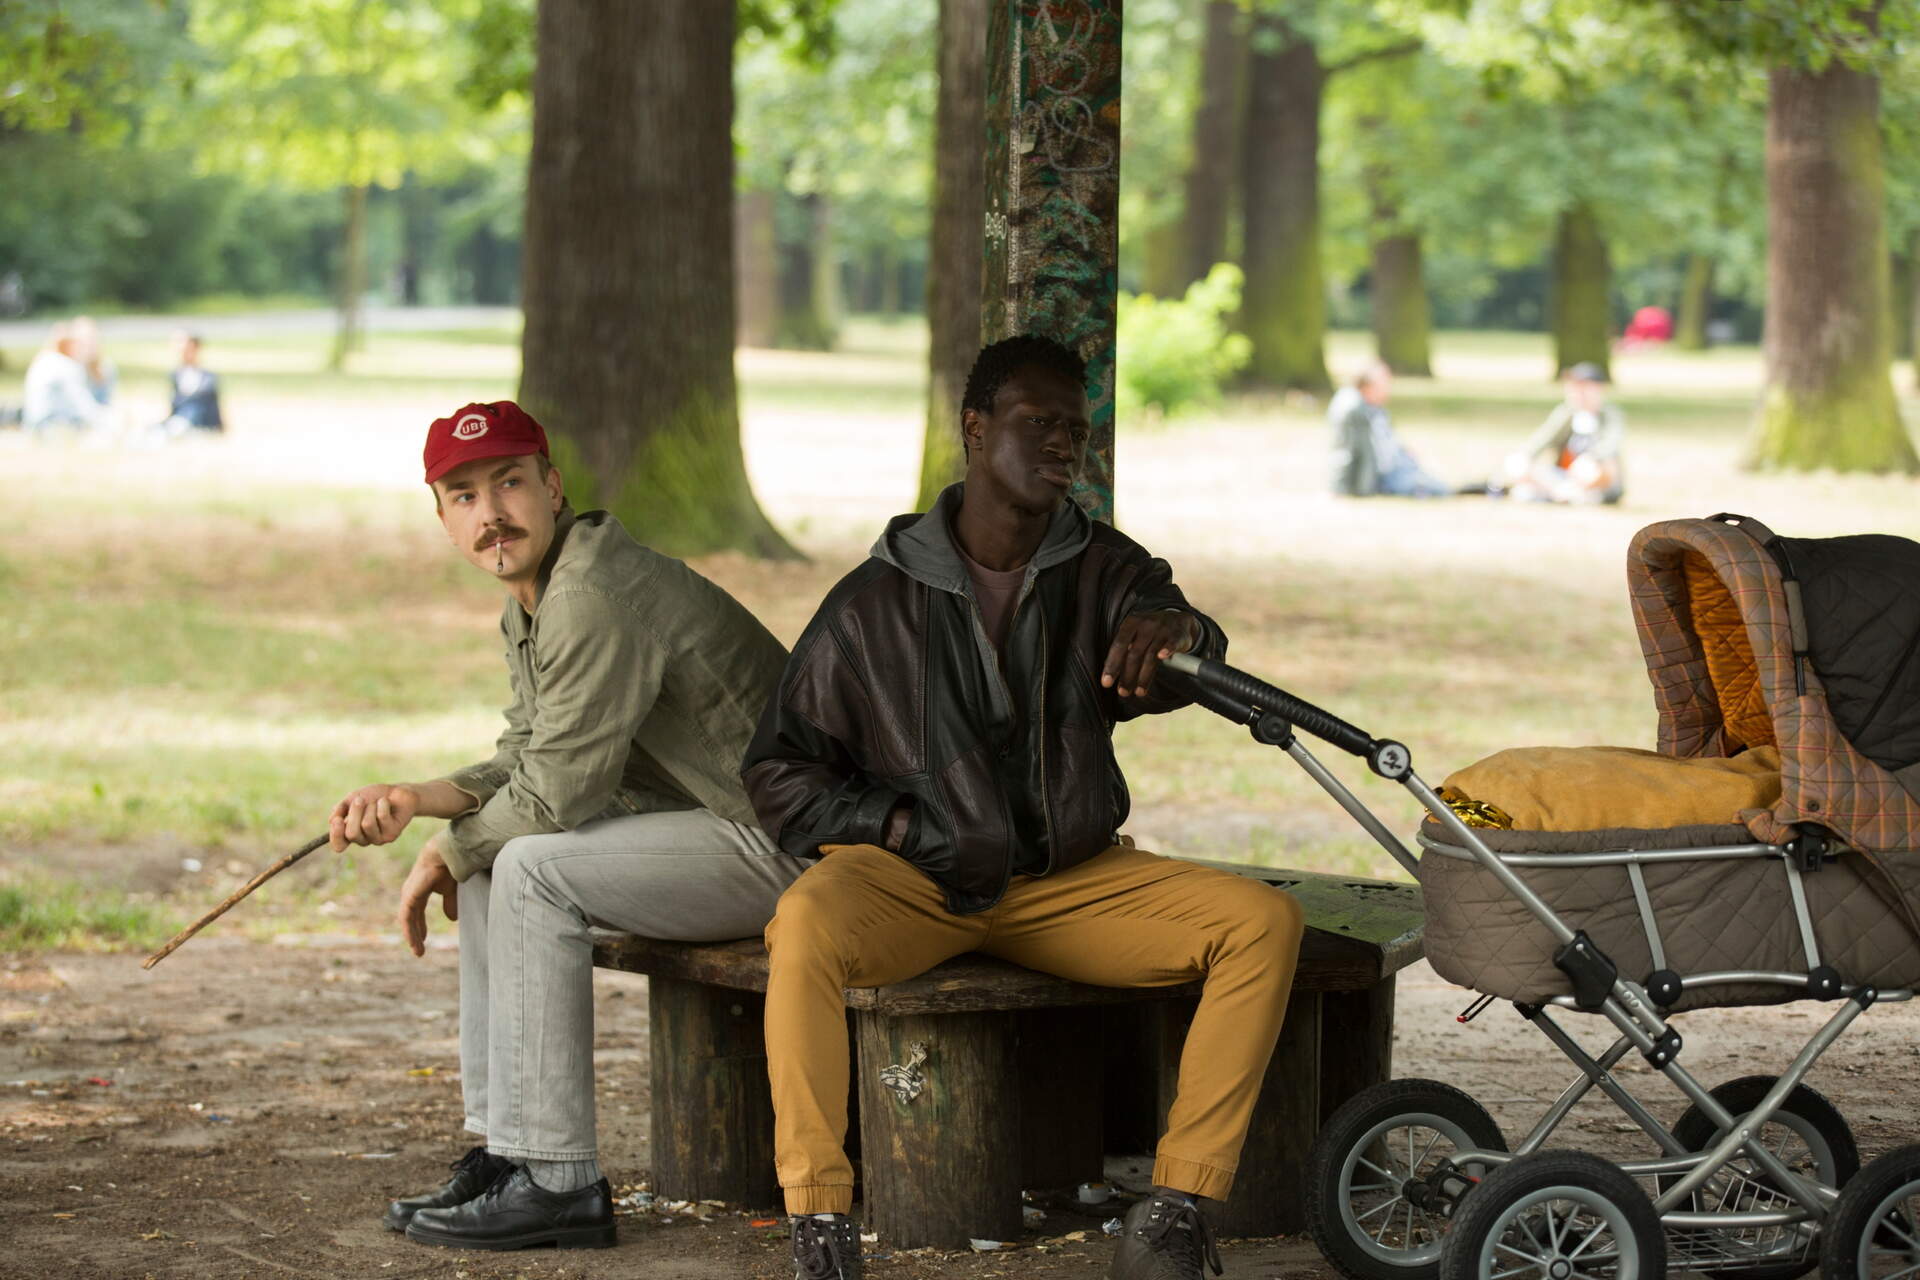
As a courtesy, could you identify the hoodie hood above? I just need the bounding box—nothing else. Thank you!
[872,482,1093,593]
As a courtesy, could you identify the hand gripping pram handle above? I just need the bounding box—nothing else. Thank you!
[1162,651,1411,780]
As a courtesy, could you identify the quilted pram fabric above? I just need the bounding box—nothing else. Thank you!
[1628,517,1920,936]
[1415,516,1920,1010]
[1418,824,1920,1010]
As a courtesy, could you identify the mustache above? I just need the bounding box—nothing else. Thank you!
[475,524,528,552]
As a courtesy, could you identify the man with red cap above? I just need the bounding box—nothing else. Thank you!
[325,401,804,1251]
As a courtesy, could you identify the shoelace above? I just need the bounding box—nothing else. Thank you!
[1140,1196,1224,1278]
[450,1145,499,1178]
[793,1217,855,1280]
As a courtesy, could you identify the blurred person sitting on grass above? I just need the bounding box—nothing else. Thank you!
[70,315,116,405]
[324,400,807,1253]
[1499,362,1625,504]
[23,321,113,437]
[156,331,224,436]
[1327,361,1449,498]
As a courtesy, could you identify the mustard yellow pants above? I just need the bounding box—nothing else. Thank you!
[763,842,1305,1215]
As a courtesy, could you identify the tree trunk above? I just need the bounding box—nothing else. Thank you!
[917,0,987,511]
[1181,0,1241,290]
[329,181,369,372]
[1369,233,1431,376]
[1751,57,1915,472]
[809,193,840,346]
[397,171,431,306]
[981,0,1123,522]
[1138,218,1185,299]
[1908,228,1920,370]
[1891,246,1912,366]
[1676,252,1714,351]
[877,240,902,315]
[777,192,837,350]
[519,0,796,558]
[1549,201,1611,380]
[1240,16,1329,394]
[735,188,779,348]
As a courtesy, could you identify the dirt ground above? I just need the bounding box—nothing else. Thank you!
[5,916,1919,1280]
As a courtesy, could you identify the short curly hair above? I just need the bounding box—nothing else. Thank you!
[960,334,1087,418]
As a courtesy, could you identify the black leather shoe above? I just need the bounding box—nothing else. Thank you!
[405,1165,616,1251]
[382,1145,513,1232]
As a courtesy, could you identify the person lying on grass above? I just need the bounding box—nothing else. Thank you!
[742,335,1307,1280]
[325,400,806,1252]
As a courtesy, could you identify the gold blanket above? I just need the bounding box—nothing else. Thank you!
[1442,745,1782,832]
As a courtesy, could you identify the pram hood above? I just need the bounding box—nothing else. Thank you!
[1628,514,1920,856]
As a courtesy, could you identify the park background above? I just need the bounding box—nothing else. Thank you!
[2,2,1920,1277]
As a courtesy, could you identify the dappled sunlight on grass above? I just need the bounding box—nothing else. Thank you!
[2,318,1917,938]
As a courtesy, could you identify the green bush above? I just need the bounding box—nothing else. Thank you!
[1115,263,1252,423]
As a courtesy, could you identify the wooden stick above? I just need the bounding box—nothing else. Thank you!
[142,835,329,970]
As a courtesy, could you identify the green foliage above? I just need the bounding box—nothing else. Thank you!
[1116,263,1252,421]
[187,0,481,190]
[1645,0,1915,73]
[0,133,335,310]
[0,0,195,136]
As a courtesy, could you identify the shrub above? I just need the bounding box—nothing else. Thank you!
[1115,263,1252,423]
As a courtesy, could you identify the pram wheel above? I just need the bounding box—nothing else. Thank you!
[1666,1075,1859,1280]
[1308,1078,1507,1280]
[1440,1150,1665,1280]
[1817,1144,1920,1280]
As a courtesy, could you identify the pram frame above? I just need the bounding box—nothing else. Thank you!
[1162,651,1914,1263]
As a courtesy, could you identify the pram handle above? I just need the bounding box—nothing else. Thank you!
[1163,652,1380,763]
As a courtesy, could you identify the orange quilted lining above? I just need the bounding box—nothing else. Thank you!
[1683,552,1776,751]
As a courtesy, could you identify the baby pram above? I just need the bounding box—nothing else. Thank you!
[1165,514,1920,1280]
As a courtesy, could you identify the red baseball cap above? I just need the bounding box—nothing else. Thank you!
[423,401,550,484]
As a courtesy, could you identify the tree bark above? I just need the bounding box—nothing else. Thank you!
[1908,228,1920,370]
[1240,15,1329,394]
[519,0,796,558]
[735,187,779,348]
[981,0,1123,522]
[1549,201,1611,380]
[1891,245,1912,366]
[917,0,987,510]
[1180,0,1241,290]
[329,181,369,372]
[777,192,837,349]
[1369,233,1431,376]
[1676,252,1714,351]
[1751,57,1914,472]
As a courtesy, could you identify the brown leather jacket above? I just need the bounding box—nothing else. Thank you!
[741,485,1226,914]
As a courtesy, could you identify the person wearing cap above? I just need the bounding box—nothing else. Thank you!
[1500,362,1626,504]
[323,400,806,1252]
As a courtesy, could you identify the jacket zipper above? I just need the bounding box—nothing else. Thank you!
[1034,607,1057,876]
[967,574,1043,905]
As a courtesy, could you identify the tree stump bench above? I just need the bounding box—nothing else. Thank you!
[590,861,1423,1249]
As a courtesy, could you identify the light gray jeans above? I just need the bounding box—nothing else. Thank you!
[455,807,805,1160]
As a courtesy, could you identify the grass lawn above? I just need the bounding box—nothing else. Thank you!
[3,315,1917,950]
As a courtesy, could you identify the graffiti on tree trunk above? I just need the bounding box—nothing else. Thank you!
[984,0,1121,524]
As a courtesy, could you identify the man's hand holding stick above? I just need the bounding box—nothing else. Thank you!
[144,779,474,969]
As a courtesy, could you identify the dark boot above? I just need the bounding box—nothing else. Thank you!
[1107,1188,1224,1279]
[404,1165,615,1251]
[790,1213,863,1279]
[382,1145,512,1232]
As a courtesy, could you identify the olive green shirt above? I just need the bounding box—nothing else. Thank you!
[437,508,789,882]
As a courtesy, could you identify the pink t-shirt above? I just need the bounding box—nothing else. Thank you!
[957,545,1028,653]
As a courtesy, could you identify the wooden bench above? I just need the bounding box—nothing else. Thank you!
[591,862,1422,1249]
